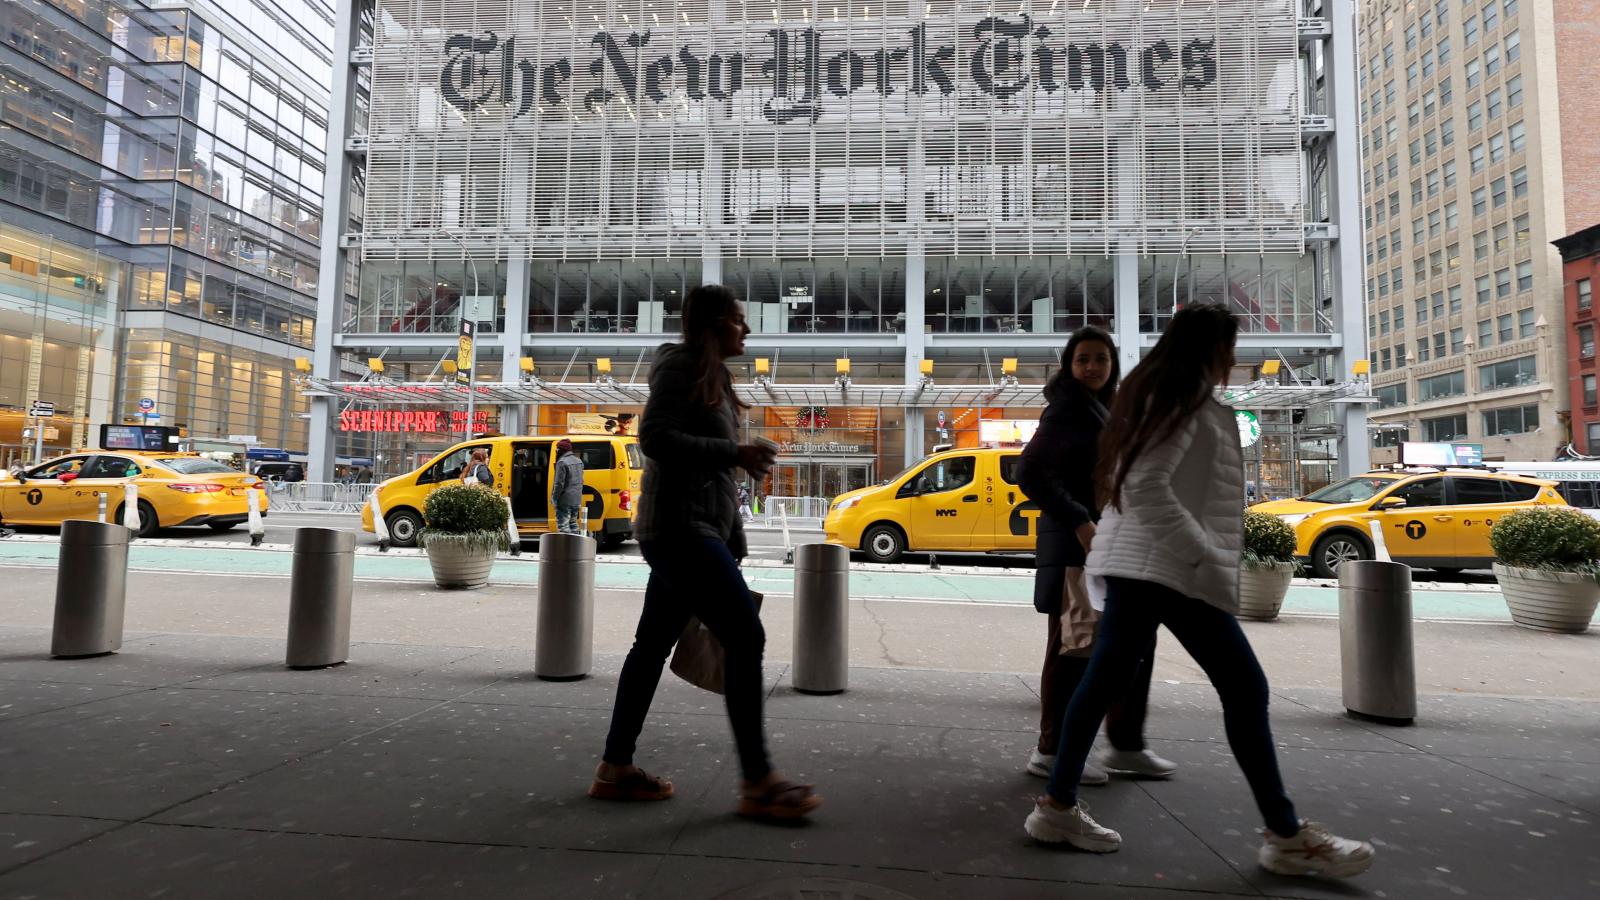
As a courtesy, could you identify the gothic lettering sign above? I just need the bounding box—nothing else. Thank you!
[366,1,1304,259]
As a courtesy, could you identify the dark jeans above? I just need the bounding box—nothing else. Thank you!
[1047,577,1300,838]
[1039,613,1156,755]
[602,537,772,783]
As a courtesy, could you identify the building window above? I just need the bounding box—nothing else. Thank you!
[1409,140,1422,166]
[1394,304,1406,330]
[1427,170,1441,198]
[1518,308,1535,338]
[1489,133,1505,165]
[1379,273,1390,297]
[1479,355,1538,391]
[1498,313,1514,343]
[1473,187,1487,216]
[1470,143,1486,173]
[1423,414,1469,442]
[1438,37,1453,66]
[1420,371,1467,401]
[1376,383,1408,408]
[1585,374,1597,407]
[1468,100,1483,132]
[1495,222,1511,252]
[1582,324,1596,359]
[1474,231,1489,261]
[1451,327,1466,354]
[1430,252,1443,279]
[1382,348,1393,370]
[1448,245,1461,272]
[1487,88,1503,121]
[1580,278,1593,310]
[1434,331,1447,358]
[1417,339,1430,363]
[1441,118,1455,148]
[1465,16,1479,47]
[1507,75,1523,108]
[1509,121,1525,154]
[1496,268,1512,298]
[1484,3,1500,32]
[1432,291,1446,318]
[1413,218,1426,244]
[1466,58,1480,88]
[1375,427,1409,448]
[1479,318,1493,347]
[1476,274,1492,304]
[1513,213,1530,244]
[1444,160,1458,189]
[1512,167,1528,199]
[1445,201,1459,231]
[1505,30,1520,62]
[1492,177,1508,208]
[1483,405,1539,436]
[1380,310,1390,334]
[1416,297,1428,323]
[1516,261,1533,292]
[1450,284,1464,310]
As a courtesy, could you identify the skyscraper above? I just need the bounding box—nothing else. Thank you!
[1360,0,1600,462]
[0,0,333,464]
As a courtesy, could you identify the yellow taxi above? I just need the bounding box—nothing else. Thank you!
[362,434,643,550]
[1251,467,1566,577]
[824,447,1038,563]
[0,450,268,538]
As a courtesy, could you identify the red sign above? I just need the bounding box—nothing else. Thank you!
[339,410,493,433]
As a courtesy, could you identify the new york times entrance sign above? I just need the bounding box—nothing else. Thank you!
[439,17,1219,125]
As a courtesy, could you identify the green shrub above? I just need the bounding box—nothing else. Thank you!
[419,484,511,552]
[1489,506,1600,574]
[1242,510,1298,570]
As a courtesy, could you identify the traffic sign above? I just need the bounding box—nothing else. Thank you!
[139,397,155,411]
[28,400,54,417]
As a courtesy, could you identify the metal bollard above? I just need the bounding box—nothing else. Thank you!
[792,542,850,694]
[122,482,141,535]
[534,531,595,680]
[1338,559,1416,725]
[369,489,390,551]
[246,487,265,547]
[285,527,355,669]
[96,492,107,523]
[51,520,130,658]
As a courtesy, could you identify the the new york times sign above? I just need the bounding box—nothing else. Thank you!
[438,17,1219,125]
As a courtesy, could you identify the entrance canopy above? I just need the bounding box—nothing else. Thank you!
[298,377,1375,411]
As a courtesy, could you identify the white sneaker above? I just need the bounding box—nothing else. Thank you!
[1099,748,1177,779]
[1024,799,1121,852]
[1258,821,1375,878]
[1026,749,1109,785]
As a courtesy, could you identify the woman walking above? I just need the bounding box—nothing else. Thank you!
[590,284,822,820]
[1023,305,1374,879]
[1018,327,1173,786]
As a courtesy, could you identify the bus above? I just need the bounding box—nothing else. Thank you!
[1486,461,1600,518]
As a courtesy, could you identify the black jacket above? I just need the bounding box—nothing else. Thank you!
[1017,380,1109,613]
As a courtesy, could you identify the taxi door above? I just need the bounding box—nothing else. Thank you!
[1,456,93,525]
[992,453,1040,551]
[1373,476,1457,564]
[71,455,143,521]
[904,454,987,550]
[1448,476,1537,564]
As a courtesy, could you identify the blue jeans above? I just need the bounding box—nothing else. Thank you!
[1047,576,1300,838]
[555,502,582,535]
[602,537,772,783]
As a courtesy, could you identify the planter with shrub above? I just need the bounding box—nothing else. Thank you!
[1489,507,1600,633]
[1238,510,1299,620]
[419,483,512,589]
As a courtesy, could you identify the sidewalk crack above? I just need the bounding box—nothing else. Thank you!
[860,599,908,667]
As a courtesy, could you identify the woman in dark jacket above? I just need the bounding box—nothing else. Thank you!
[590,284,822,820]
[1017,326,1173,784]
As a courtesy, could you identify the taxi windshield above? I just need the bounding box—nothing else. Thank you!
[154,457,238,475]
[1302,476,1399,504]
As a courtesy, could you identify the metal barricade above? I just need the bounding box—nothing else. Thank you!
[52,520,130,658]
[762,496,829,529]
[1338,559,1416,725]
[267,482,376,513]
[534,532,595,680]
[285,528,355,669]
[792,542,850,694]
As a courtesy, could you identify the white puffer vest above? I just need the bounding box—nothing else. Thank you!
[1086,399,1245,614]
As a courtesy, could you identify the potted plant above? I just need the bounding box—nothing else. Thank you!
[1490,507,1600,633]
[1238,511,1299,620]
[419,483,512,589]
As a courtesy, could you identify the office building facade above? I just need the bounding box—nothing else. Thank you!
[1360,0,1600,463]
[306,0,1372,498]
[0,0,333,465]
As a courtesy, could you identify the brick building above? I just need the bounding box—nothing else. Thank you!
[1554,224,1600,454]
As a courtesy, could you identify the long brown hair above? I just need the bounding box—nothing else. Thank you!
[1097,304,1238,511]
[680,284,750,410]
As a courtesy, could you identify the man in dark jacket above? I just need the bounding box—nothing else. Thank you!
[552,439,585,535]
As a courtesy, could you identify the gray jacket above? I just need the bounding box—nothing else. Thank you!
[633,343,747,558]
[552,452,584,507]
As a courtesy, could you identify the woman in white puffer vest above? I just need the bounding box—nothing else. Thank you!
[1023,305,1376,880]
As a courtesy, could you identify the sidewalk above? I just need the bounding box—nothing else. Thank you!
[0,586,1596,897]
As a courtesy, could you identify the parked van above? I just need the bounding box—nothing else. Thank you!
[823,447,1037,563]
[361,434,643,549]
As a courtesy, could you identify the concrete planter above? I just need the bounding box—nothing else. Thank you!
[1492,563,1599,633]
[1237,562,1296,620]
[423,536,497,589]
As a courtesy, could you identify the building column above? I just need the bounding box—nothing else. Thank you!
[1327,0,1370,477]
[499,256,529,435]
[307,0,365,482]
[903,250,926,467]
[1113,253,1141,374]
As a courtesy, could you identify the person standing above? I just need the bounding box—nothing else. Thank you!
[552,439,585,535]
[591,284,821,819]
[1022,305,1374,879]
[460,448,492,487]
[1017,326,1173,788]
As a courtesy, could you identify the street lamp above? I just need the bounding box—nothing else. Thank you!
[439,229,482,441]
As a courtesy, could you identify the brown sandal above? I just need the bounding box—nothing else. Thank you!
[737,780,822,820]
[588,767,674,801]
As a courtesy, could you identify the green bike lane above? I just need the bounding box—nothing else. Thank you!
[0,538,1513,622]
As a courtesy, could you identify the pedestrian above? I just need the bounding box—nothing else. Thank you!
[459,448,493,487]
[591,284,821,819]
[552,439,585,535]
[1017,326,1173,789]
[284,463,304,483]
[737,482,753,522]
[356,467,374,484]
[1023,305,1374,879]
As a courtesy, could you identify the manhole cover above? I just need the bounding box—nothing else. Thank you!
[714,878,920,900]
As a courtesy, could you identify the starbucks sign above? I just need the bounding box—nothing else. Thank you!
[1236,410,1262,448]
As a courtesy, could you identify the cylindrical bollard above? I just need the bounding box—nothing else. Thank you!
[246,487,265,546]
[122,482,141,534]
[1338,559,1416,725]
[792,542,850,695]
[285,527,355,669]
[52,520,130,658]
[534,531,595,680]
[96,492,107,523]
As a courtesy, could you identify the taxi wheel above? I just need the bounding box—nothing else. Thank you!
[1310,531,1370,579]
[385,509,423,548]
[862,523,907,564]
[112,501,160,539]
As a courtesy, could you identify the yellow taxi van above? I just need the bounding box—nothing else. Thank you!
[362,434,642,549]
